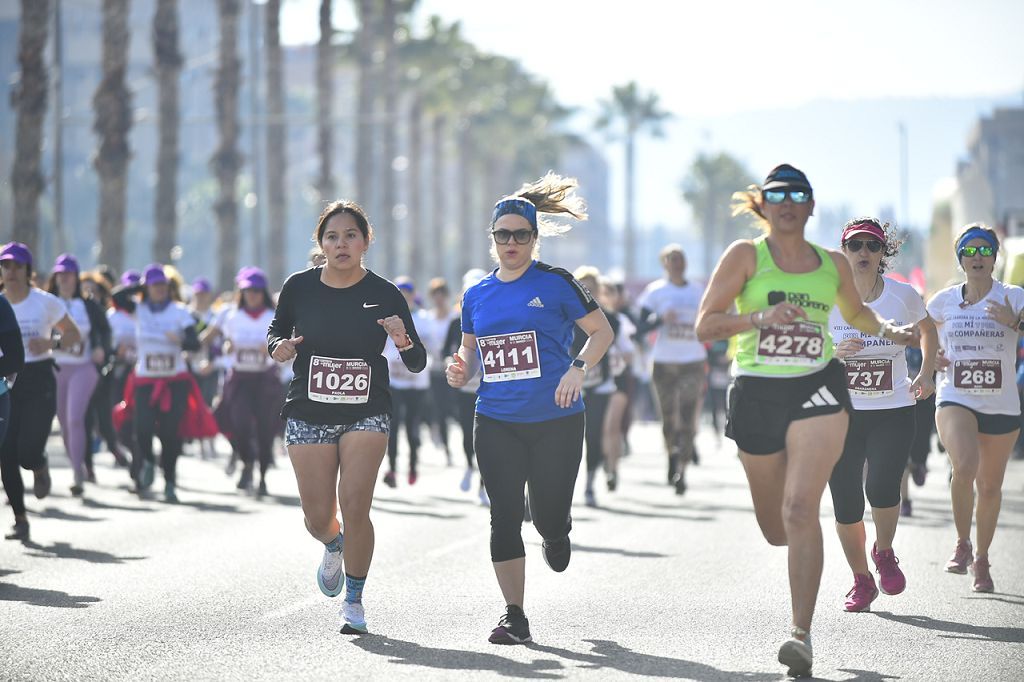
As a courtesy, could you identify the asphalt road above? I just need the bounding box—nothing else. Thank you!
[2,422,1023,681]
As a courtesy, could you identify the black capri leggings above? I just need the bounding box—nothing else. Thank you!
[457,390,476,468]
[474,411,585,563]
[583,391,610,474]
[387,388,426,474]
[829,405,916,524]
[0,361,57,518]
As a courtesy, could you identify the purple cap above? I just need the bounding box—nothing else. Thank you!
[395,276,415,292]
[142,263,168,286]
[0,242,32,266]
[120,269,142,287]
[192,277,212,294]
[52,253,80,274]
[236,266,267,291]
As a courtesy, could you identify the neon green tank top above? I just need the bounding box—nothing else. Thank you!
[734,235,839,377]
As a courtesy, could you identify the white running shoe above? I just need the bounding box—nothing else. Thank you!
[460,468,473,492]
[340,601,368,634]
[778,630,813,678]
[317,546,344,598]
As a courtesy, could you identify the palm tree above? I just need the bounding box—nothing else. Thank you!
[379,0,399,272]
[152,0,182,263]
[354,0,375,221]
[595,82,671,280]
[265,0,287,286]
[681,152,756,278]
[211,0,242,291]
[315,0,334,202]
[10,0,50,255]
[93,0,133,271]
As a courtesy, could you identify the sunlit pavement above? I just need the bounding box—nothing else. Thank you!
[2,422,1022,681]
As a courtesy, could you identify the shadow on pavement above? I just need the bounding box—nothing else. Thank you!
[527,639,777,680]
[32,507,105,522]
[81,498,159,513]
[351,635,563,678]
[570,543,670,559]
[24,541,146,565]
[0,581,102,608]
[835,669,900,681]
[964,593,1024,607]
[874,611,1024,643]
[593,505,714,523]
[175,500,252,514]
[371,504,466,520]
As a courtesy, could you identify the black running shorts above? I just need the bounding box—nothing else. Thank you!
[726,359,852,455]
[937,401,1021,436]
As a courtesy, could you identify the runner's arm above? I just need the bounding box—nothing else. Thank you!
[695,240,757,342]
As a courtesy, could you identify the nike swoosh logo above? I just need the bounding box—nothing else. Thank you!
[362,303,380,308]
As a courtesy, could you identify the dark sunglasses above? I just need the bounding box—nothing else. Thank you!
[491,228,536,245]
[763,189,812,204]
[844,239,884,253]
[958,245,995,258]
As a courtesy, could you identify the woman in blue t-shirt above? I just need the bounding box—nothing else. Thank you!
[446,173,613,645]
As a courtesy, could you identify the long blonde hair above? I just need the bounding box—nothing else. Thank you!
[491,172,587,261]
[731,184,771,233]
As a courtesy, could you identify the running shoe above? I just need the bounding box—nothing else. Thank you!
[971,557,994,593]
[673,472,687,496]
[488,604,531,644]
[257,479,268,498]
[164,483,179,504]
[542,535,571,573]
[339,601,368,634]
[317,545,345,597]
[945,539,973,574]
[408,470,418,486]
[382,471,397,488]
[4,520,29,541]
[871,543,906,595]
[607,471,618,492]
[237,466,253,492]
[584,489,597,508]
[460,468,473,492]
[910,462,927,487]
[844,573,878,612]
[140,459,155,490]
[691,448,700,466]
[778,629,813,678]
[900,499,912,517]
[86,464,97,484]
[33,465,51,499]
[70,484,84,497]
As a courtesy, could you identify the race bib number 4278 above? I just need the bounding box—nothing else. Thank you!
[478,331,541,383]
[756,322,825,367]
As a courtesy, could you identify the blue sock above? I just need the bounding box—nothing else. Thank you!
[324,532,343,554]
[344,574,366,604]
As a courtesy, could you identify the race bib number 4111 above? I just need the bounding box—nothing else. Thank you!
[478,331,541,383]
[308,356,371,403]
[756,322,825,367]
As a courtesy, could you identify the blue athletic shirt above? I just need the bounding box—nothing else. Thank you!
[461,261,599,423]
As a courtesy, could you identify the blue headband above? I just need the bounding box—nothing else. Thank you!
[491,198,537,229]
[956,227,998,257]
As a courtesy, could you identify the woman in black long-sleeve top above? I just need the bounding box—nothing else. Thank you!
[268,200,425,635]
[0,294,25,540]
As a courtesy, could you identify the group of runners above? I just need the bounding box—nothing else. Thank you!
[2,163,1020,677]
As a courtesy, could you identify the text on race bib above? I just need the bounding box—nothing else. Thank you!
[308,356,371,403]
[845,358,894,397]
[664,322,696,340]
[953,359,1002,395]
[756,322,825,367]
[478,331,541,383]
[144,353,176,374]
[235,347,268,371]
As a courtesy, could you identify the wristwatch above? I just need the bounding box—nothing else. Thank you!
[1015,313,1024,333]
[571,358,588,373]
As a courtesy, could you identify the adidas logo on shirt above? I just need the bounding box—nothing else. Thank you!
[527,297,544,308]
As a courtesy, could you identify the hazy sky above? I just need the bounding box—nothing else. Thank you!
[280,1,1024,248]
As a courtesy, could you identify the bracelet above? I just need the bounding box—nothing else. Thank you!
[396,335,414,352]
[750,311,763,330]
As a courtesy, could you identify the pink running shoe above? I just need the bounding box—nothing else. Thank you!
[945,539,973,574]
[872,543,906,595]
[844,573,879,612]
[971,557,994,593]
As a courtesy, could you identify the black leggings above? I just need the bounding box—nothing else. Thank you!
[475,411,584,562]
[133,380,190,486]
[908,393,936,466]
[220,370,282,477]
[0,361,57,517]
[457,390,476,468]
[583,391,610,474]
[85,369,122,467]
[387,388,426,474]
[428,371,457,451]
[829,405,916,524]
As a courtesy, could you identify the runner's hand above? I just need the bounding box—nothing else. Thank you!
[759,303,807,327]
[936,347,950,371]
[554,368,585,408]
[985,295,1018,329]
[835,337,865,359]
[910,372,935,401]
[272,335,303,362]
[377,316,407,345]
[446,353,468,388]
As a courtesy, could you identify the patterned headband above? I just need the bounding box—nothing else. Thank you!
[491,198,537,229]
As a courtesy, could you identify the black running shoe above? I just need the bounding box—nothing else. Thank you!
[488,605,531,644]
[4,520,29,541]
[542,535,571,572]
[673,472,687,496]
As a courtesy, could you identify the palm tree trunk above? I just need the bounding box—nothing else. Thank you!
[407,92,423,284]
[211,0,242,291]
[93,0,133,271]
[624,129,636,280]
[11,0,50,255]
[455,123,473,278]
[265,0,286,286]
[152,0,181,263]
[429,113,446,280]
[315,0,333,200]
[379,0,398,273]
[354,0,374,214]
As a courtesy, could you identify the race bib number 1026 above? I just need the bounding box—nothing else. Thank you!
[308,356,371,403]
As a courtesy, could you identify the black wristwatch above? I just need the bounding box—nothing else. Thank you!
[571,358,588,373]
[1016,314,1024,333]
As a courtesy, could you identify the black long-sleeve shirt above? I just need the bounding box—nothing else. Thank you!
[0,295,25,378]
[268,268,426,424]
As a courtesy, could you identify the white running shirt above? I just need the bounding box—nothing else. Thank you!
[637,279,707,364]
[52,298,92,366]
[829,278,927,411]
[10,288,66,364]
[215,305,275,373]
[928,279,1024,415]
[134,302,195,378]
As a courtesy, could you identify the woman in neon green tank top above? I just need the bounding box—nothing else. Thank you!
[695,164,916,678]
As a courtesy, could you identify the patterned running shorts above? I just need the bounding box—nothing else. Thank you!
[284,414,391,446]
